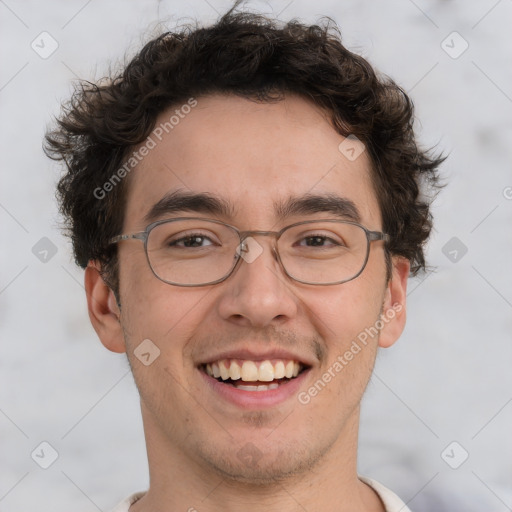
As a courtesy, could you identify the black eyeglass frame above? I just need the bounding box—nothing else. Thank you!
[109,217,390,287]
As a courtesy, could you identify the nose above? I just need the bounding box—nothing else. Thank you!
[216,236,298,328]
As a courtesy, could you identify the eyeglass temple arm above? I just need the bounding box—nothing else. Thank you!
[109,232,146,245]
[368,231,390,243]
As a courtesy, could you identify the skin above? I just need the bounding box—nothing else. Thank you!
[85,94,409,512]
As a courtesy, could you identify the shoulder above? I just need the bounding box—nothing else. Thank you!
[109,491,146,512]
[359,476,412,512]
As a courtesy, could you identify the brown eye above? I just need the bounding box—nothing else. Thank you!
[170,235,215,248]
[299,235,339,247]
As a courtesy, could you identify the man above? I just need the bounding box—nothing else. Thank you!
[45,5,443,511]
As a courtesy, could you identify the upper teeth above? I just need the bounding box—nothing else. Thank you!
[205,359,302,381]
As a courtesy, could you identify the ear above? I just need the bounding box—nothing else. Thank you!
[378,256,410,349]
[84,261,126,353]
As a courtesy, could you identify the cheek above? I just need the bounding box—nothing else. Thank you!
[300,282,384,410]
[119,274,211,409]
[303,274,385,349]
[118,254,209,353]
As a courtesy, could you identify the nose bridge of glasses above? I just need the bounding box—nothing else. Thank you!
[240,229,279,240]
[238,230,280,261]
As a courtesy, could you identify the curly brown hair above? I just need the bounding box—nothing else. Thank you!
[45,7,444,296]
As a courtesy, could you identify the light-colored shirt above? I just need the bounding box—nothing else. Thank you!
[360,476,412,511]
[110,477,412,511]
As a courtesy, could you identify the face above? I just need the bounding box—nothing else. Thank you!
[89,94,408,483]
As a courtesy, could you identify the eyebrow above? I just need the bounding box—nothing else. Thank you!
[144,190,361,224]
[275,193,361,223]
[144,190,236,223]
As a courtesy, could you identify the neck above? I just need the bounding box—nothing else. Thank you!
[130,402,385,512]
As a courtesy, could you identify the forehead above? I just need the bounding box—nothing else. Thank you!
[123,94,380,230]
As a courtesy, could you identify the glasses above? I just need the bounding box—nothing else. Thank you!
[109,217,390,287]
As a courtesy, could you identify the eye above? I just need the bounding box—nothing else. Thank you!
[296,233,343,248]
[168,233,217,248]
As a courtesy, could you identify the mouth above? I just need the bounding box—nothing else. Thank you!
[200,358,309,392]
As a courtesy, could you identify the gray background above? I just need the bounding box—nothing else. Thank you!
[1,0,511,510]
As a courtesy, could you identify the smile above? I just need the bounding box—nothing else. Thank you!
[203,359,304,392]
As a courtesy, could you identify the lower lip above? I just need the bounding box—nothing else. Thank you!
[199,367,310,409]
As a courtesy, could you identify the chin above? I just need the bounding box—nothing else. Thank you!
[195,437,331,485]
